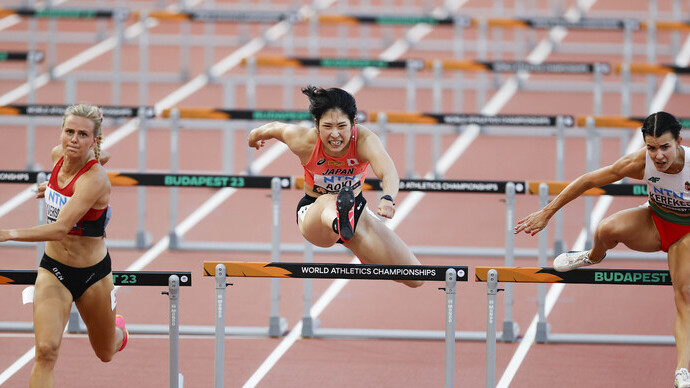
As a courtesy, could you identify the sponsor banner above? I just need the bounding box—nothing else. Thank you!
[525,17,638,30]
[106,172,291,189]
[2,104,152,118]
[0,270,191,286]
[315,58,408,69]
[13,7,114,19]
[0,171,38,183]
[487,61,609,74]
[476,267,671,285]
[364,178,527,193]
[203,262,469,282]
[190,10,297,23]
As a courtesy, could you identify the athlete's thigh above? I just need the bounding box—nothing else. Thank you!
[75,275,116,349]
[603,206,660,252]
[668,234,690,283]
[33,269,72,346]
[345,210,419,266]
[298,195,338,246]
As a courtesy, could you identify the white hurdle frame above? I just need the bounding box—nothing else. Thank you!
[209,262,467,388]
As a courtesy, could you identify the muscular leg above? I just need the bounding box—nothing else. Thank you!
[668,236,690,371]
[75,274,123,362]
[298,194,339,247]
[589,206,661,262]
[344,210,423,288]
[30,269,72,388]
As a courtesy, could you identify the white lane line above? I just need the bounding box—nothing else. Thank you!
[0,348,34,386]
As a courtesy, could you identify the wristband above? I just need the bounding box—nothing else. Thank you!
[380,195,395,205]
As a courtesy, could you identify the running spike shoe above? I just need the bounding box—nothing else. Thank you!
[553,250,595,272]
[116,314,129,351]
[336,186,356,242]
[676,368,690,388]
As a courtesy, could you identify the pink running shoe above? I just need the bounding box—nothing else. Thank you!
[115,314,129,351]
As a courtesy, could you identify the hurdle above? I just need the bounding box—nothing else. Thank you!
[0,269,191,388]
[477,267,672,387]
[478,265,673,345]
[203,261,468,388]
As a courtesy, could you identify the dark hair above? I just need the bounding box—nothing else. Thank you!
[301,85,357,125]
[641,111,682,140]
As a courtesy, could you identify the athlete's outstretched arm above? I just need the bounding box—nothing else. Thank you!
[0,166,109,242]
[357,125,399,219]
[515,147,647,235]
[248,121,308,149]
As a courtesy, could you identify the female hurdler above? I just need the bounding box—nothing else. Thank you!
[248,86,423,288]
[514,112,690,388]
[0,104,126,388]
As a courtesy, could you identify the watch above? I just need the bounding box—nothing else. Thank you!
[380,195,395,205]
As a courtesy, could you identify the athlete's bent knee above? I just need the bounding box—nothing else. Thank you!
[34,341,60,366]
[674,282,690,308]
[595,217,621,241]
[94,347,115,363]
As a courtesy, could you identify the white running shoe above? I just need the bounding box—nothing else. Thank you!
[553,250,594,272]
[675,368,690,388]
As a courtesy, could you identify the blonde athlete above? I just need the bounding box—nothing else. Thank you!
[0,104,126,388]
[248,86,422,288]
[514,112,690,388]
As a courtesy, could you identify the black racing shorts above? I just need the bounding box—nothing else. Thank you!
[296,193,367,244]
[39,252,112,301]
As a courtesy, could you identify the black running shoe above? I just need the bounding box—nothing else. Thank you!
[336,185,356,242]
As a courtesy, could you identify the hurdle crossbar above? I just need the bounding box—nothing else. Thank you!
[0,270,192,286]
[203,261,468,282]
[475,266,671,286]
[0,270,189,388]
[206,262,467,388]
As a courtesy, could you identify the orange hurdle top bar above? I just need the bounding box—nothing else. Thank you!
[475,267,671,286]
[204,262,468,282]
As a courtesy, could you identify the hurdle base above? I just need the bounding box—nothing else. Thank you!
[269,316,288,338]
[501,321,520,342]
[301,316,320,338]
[309,328,492,341]
[543,333,674,346]
[535,322,551,343]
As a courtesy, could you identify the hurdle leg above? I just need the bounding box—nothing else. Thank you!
[486,269,498,388]
[165,275,183,388]
[502,183,519,342]
[214,264,229,388]
[301,241,319,338]
[444,268,457,388]
[536,183,551,343]
[269,178,288,337]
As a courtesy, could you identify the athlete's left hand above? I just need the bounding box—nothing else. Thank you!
[35,182,47,199]
[377,200,395,219]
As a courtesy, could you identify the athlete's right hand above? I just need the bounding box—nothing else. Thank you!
[35,182,47,199]
[514,210,550,236]
[247,129,266,150]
